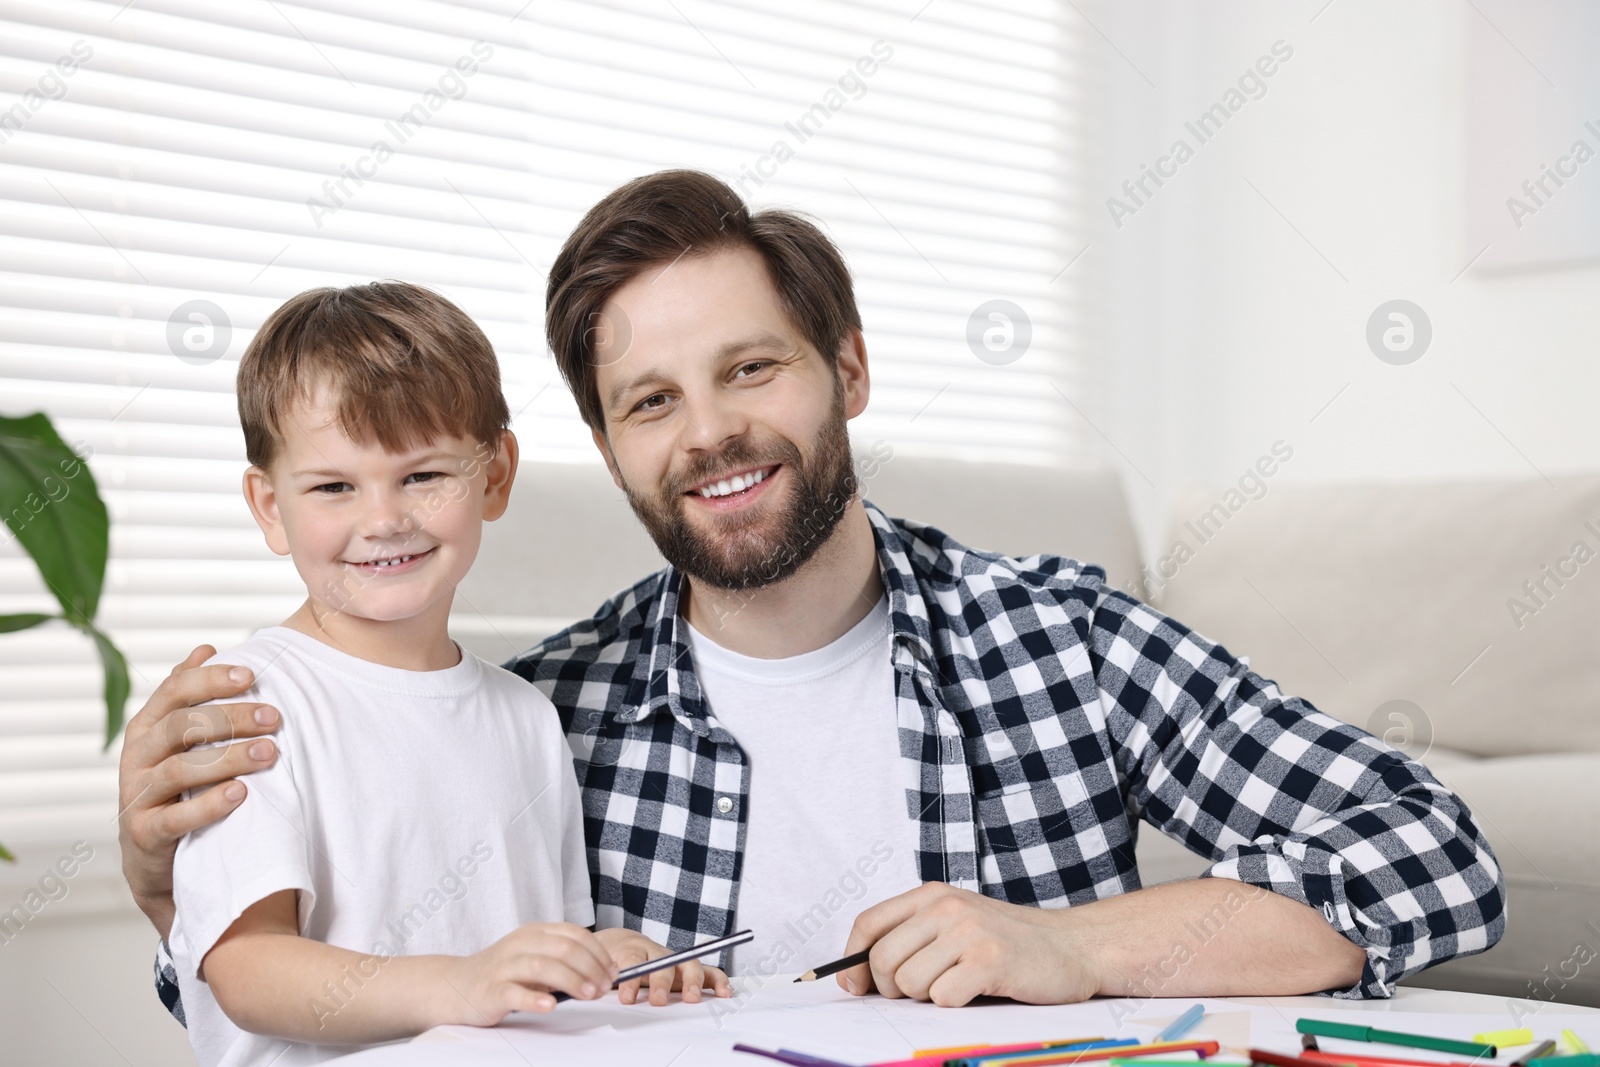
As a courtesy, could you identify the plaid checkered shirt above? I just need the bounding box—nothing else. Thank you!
[154,501,1504,1013]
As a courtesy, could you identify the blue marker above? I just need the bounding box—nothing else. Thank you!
[1156,1005,1206,1043]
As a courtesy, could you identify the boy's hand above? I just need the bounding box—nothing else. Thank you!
[595,928,734,1006]
[118,645,283,939]
[445,922,618,1023]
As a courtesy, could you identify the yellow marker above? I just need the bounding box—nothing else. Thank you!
[1565,1030,1593,1055]
[1475,1029,1534,1047]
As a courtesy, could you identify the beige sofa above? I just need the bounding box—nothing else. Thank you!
[1147,475,1600,1008]
[455,456,1599,1007]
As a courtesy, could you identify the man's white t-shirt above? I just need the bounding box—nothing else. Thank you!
[684,597,922,979]
[171,627,593,1067]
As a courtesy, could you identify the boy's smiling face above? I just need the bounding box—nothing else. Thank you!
[243,384,515,632]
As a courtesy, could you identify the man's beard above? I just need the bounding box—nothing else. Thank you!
[621,395,857,591]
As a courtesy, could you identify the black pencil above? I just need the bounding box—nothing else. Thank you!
[794,948,871,982]
[553,928,753,1003]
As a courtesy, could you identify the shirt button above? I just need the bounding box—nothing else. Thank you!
[716,796,734,814]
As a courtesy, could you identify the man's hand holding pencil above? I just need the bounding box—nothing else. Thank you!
[827,882,1104,1008]
[810,869,1364,1006]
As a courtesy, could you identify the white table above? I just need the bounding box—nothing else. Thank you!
[331,976,1600,1067]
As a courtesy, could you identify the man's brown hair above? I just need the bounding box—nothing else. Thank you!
[545,169,863,432]
[237,281,510,469]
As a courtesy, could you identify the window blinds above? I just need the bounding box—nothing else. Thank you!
[0,0,1086,872]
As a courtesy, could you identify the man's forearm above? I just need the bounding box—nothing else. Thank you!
[134,884,176,942]
[1068,877,1366,998]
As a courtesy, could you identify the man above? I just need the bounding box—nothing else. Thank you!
[120,170,1505,1016]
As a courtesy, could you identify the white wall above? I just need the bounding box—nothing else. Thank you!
[0,879,196,1066]
[1090,0,1600,556]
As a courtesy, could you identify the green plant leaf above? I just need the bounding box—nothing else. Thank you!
[0,840,12,863]
[0,612,53,634]
[87,624,131,749]
[0,413,107,625]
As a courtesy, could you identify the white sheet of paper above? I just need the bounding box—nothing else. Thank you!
[330,978,1600,1067]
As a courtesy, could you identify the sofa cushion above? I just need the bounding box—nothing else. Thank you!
[453,461,665,647]
[1151,476,1600,757]
[1424,753,1600,896]
[1400,752,1600,1007]
[861,457,1145,595]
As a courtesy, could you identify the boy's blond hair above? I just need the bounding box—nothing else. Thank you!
[237,282,510,469]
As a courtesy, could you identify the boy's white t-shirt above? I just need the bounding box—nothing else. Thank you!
[170,626,593,1067]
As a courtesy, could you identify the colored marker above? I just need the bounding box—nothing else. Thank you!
[1295,1019,1496,1058]
[1158,1006,1207,1043]
[952,1040,1220,1067]
[1565,1034,1592,1056]
[781,1052,861,1067]
[937,1042,1142,1067]
[1478,1030,1534,1048]
[917,1041,1105,1058]
[870,1040,1130,1067]
[735,1045,854,1067]
[1250,1051,1358,1067]
[1304,1050,1499,1067]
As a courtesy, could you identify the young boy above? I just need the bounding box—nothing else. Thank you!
[170,282,724,1067]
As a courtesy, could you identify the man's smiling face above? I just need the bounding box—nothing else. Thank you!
[590,244,868,590]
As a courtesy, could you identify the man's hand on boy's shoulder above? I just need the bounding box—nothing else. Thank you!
[117,644,284,939]
[594,927,734,1006]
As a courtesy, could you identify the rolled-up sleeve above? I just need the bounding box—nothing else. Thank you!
[1089,588,1507,998]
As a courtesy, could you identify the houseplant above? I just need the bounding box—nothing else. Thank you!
[0,411,131,861]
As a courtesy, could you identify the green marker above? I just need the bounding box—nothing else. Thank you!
[1295,1019,1496,1058]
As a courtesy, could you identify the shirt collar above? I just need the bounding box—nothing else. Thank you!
[863,500,940,668]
